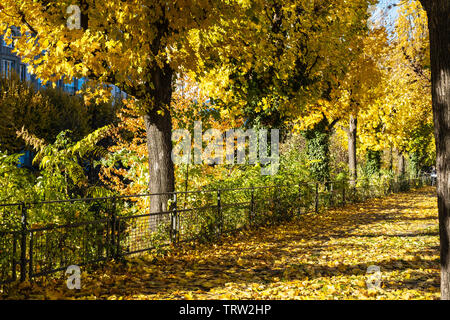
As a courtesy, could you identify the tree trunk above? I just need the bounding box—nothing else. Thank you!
[143,64,175,231]
[303,119,332,185]
[366,149,382,176]
[397,152,405,177]
[389,145,393,173]
[348,115,357,186]
[420,0,450,300]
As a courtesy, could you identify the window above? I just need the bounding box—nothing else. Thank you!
[1,36,14,48]
[19,64,27,81]
[1,59,15,78]
[18,150,34,169]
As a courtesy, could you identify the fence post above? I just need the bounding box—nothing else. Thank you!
[362,181,366,202]
[171,193,178,244]
[28,232,33,280]
[20,202,28,282]
[388,178,392,195]
[273,185,279,219]
[315,183,319,213]
[342,182,346,206]
[12,232,17,281]
[298,184,302,215]
[217,189,222,237]
[249,186,255,226]
[329,182,334,207]
[110,196,117,258]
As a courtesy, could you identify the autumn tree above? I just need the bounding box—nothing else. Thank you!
[290,26,385,184]
[336,27,386,182]
[0,0,379,214]
[414,0,450,300]
[0,0,252,214]
[377,0,450,299]
[100,75,237,196]
[199,0,376,185]
[0,73,118,154]
[388,0,432,174]
[350,1,434,183]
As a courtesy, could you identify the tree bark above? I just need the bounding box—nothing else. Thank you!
[303,118,332,185]
[397,152,405,177]
[419,0,450,300]
[348,115,357,186]
[389,145,393,173]
[143,64,175,230]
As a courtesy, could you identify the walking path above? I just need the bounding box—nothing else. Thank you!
[3,187,440,300]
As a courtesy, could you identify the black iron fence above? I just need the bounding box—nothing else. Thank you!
[0,175,433,285]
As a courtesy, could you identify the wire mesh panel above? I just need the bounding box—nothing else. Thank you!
[0,176,434,283]
[271,185,298,221]
[298,183,315,213]
[27,198,112,277]
[114,193,175,256]
[361,179,387,200]
[251,186,276,225]
[0,203,21,284]
[118,211,171,256]
[0,203,21,230]
[177,207,204,242]
[176,190,217,242]
[0,230,19,284]
[317,183,334,210]
[221,188,251,233]
[29,218,110,277]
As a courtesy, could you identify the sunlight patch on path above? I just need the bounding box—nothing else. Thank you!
[3,187,439,300]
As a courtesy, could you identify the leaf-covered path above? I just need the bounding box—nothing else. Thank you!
[5,187,440,300]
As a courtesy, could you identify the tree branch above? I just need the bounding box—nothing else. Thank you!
[18,10,38,35]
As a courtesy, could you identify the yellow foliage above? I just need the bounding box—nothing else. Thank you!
[5,187,439,300]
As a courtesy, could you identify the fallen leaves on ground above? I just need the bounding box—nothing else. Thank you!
[1,187,439,300]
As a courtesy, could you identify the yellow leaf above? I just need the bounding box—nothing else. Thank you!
[185,271,195,278]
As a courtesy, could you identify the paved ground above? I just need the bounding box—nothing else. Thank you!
[2,187,440,300]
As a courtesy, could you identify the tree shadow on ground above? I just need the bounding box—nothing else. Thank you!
[4,187,439,299]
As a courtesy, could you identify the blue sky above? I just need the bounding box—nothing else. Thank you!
[371,0,400,33]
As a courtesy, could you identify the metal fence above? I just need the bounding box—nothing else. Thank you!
[0,175,433,285]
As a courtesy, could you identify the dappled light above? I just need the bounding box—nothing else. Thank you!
[3,187,438,300]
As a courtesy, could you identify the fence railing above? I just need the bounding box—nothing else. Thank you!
[0,175,433,285]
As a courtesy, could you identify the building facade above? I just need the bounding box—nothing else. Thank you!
[1,28,31,83]
[1,28,126,167]
[0,29,125,99]
[1,30,82,94]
